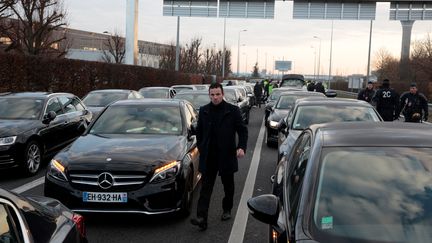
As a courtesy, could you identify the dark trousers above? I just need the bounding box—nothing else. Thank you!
[197,168,234,220]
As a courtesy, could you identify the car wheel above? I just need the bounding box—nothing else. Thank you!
[178,168,194,217]
[22,140,42,175]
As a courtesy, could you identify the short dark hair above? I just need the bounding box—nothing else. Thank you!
[209,82,224,94]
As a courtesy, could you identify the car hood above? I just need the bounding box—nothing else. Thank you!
[0,119,40,137]
[268,109,290,122]
[57,134,188,172]
[278,130,302,156]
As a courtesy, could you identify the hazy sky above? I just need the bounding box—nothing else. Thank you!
[64,0,432,76]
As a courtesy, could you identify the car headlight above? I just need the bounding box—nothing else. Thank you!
[0,136,17,146]
[269,120,279,129]
[150,161,181,183]
[47,159,68,182]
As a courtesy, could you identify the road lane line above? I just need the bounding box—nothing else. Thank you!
[228,119,265,243]
[12,176,45,194]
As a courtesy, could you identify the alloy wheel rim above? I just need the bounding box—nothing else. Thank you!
[27,144,41,173]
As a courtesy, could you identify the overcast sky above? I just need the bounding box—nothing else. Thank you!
[64,0,432,76]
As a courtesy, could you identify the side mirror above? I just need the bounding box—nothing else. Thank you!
[247,194,279,225]
[325,90,337,98]
[43,111,57,124]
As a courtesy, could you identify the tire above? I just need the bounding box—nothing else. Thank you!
[21,140,42,176]
[178,169,194,217]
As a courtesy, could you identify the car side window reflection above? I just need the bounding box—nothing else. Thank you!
[286,132,311,228]
[0,203,20,243]
[58,96,77,114]
[45,98,64,116]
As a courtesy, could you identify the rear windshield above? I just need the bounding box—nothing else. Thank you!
[312,147,432,243]
[82,92,127,107]
[140,89,169,98]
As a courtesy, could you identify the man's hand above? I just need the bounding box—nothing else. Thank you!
[236,148,245,158]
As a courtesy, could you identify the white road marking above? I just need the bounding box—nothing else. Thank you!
[228,119,266,243]
[12,176,45,194]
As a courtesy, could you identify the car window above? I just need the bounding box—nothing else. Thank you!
[58,96,77,114]
[224,89,237,103]
[0,98,44,120]
[90,106,182,135]
[184,104,194,127]
[286,132,311,229]
[82,92,128,107]
[72,97,85,111]
[0,203,21,243]
[140,89,169,98]
[46,97,64,116]
[186,103,197,121]
[312,147,432,242]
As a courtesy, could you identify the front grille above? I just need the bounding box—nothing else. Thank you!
[69,172,147,191]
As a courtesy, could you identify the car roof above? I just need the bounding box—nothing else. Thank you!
[139,87,170,90]
[296,98,370,106]
[311,122,432,147]
[279,91,325,96]
[0,92,74,98]
[111,98,183,106]
[174,90,208,95]
[87,89,133,93]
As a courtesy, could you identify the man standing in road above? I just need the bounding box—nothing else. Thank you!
[372,79,400,121]
[254,80,263,108]
[400,82,429,122]
[191,82,248,231]
[357,81,375,103]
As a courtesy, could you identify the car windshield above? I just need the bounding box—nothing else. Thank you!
[0,98,44,119]
[82,92,128,107]
[89,105,182,135]
[312,147,432,243]
[280,79,304,88]
[224,89,237,103]
[139,89,168,98]
[269,90,284,101]
[175,93,209,110]
[292,105,380,130]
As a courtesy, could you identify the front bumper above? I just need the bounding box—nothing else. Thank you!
[0,143,23,170]
[44,174,184,215]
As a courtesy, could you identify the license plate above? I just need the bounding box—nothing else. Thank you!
[83,192,128,203]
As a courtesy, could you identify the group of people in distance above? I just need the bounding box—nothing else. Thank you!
[357,79,429,123]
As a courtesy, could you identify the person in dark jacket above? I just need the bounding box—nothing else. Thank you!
[190,82,248,231]
[314,81,325,94]
[399,82,429,122]
[372,79,400,121]
[253,81,263,108]
[307,81,315,91]
[357,81,375,103]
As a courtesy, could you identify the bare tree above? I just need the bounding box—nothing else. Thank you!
[4,0,68,57]
[101,31,125,64]
[411,34,432,79]
[159,42,176,70]
[373,48,399,82]
[0,0,15,19]
[181,37,202,73]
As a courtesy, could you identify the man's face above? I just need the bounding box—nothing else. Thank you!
[367,83,373,89]
[209,87,224,105]
[410,86,417,94]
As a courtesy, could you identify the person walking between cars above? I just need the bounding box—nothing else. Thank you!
[357,81,375,103]
[314,81,325,94]
[372,79,400,121]
[399,82,429,123]
[254,80,263,108]
[190,82,248,231]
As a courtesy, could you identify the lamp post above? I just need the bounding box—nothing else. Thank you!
[243,53,248,74]
[328,20,333,89]
[311,46,316,81]
[237,29,247,76]
[313,36,321,81]
[222,18,226,78]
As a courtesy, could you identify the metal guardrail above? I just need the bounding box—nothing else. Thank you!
[335,90,432,122]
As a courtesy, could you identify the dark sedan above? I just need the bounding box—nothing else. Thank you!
[0,187,87,242]
[44,99,200,216]
[264,88,303,123]
[224,86,250,124]
[82,89,143,116]
[249,122,432,243]
[0,92,91,175]
[174,90,210,112]
[265,91,325,146]
[277,98,382,162]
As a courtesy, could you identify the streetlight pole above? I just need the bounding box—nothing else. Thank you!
[328,20,334,89]
[311,46,316,81]
[175,16,180,71]
[313,36,321,81]
[237,29,247,76]
[366,20,373,88]
[222,18,226,78]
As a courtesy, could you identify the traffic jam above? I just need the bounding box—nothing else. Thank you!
[1,77,432,243]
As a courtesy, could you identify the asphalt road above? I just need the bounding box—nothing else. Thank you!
[0,106,278,243]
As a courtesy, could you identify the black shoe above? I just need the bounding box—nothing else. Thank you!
[221,211,231,221]
[190,217,207,231]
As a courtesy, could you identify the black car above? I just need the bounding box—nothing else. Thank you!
[82,89,143,116]
[0,187,87,242]
[0,92,92,175]
[138,86,176,99]
[265,91,325,146]
[44,99,200,216]
[224,86,250,124]
[248,122,432,243]
[264,88,303,123]
[277,98,382,162]
[279,74,305,88]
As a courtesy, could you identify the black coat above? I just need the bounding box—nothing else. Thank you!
[196,101,248,175]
